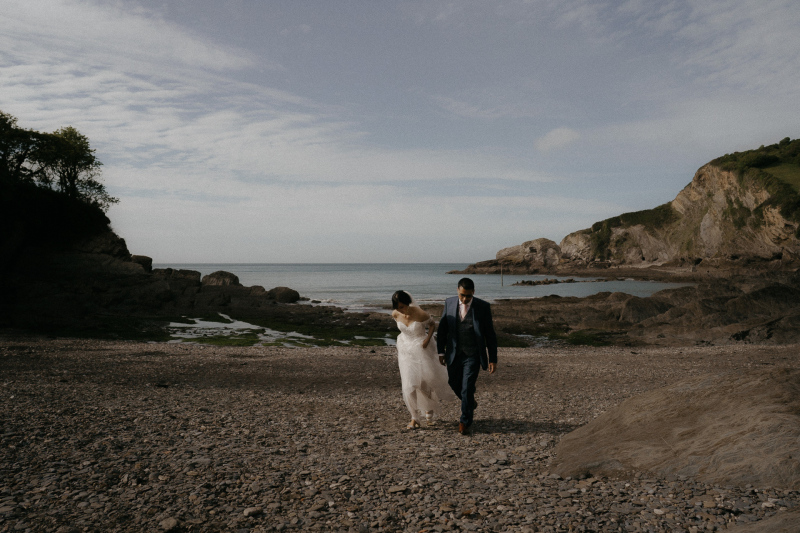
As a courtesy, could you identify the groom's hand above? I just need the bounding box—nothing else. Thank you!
[438,355,445,366]
[488,362,496,374]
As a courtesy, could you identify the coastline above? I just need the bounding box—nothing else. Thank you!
[152,263,694,311]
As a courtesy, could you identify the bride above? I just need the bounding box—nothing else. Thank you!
[391,290,452,429]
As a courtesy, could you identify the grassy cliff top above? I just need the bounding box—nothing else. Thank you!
[712,136,800,192]
[581,137,800,258]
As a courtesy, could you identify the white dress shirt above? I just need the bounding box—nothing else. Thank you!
[459,300,471,320]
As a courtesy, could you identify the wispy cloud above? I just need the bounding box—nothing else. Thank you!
[1,0,260,73]
[2,0,797,262]
[536,128,580,152]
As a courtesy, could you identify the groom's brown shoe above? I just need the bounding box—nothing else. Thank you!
[458,423,472,436]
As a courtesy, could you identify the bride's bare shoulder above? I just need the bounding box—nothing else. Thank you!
[411,307,430,322]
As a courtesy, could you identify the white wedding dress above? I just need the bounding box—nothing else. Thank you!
[395,317,452,423]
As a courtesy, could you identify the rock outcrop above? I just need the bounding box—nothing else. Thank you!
[460,138,800,276]
[496,238,561,268]
[1,224,303,331]
[484,272,800,346]
[578,163,800,269]
[201,270,242,286]
[131,255,153,272]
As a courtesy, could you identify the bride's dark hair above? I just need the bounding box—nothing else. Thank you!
[391,290,413,309]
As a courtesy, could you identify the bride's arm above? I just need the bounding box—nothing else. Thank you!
[415,310,435,348]
[422,320,436,348]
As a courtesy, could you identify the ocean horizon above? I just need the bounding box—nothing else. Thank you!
[154,263,692,312]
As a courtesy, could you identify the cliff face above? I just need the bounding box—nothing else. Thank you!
[668,165,799,262]
[0,183,302,333]
[460,158,800,276]
[571,163,800,268]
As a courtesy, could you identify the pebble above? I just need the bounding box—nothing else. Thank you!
[1,338,798,532]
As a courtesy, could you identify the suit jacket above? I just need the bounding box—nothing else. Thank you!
[437,296,498,370]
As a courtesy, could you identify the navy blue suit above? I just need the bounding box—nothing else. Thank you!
[437,296,498,426]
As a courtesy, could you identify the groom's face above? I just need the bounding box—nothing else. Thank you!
[457,287,474,305]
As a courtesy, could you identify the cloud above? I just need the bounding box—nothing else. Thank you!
[1,0,260,73]
[535,127,580,152]
[4,0,797,262]
[110,178,622,262]
[2,1,553,203]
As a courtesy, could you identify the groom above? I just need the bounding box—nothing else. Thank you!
[437,277,498,435]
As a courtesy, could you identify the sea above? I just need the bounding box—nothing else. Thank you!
[154,263,691,313]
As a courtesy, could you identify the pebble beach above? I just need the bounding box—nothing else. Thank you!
[2,337,799,532]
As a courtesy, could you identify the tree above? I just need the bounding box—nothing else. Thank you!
[0,110,117,211]
[0,111,48,184]
[41,126,118,210]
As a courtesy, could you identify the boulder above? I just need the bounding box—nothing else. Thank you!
[152,268,201,283]
[201,271,241,286]
[130,255,152,273]
[249,285,268,296]
[73,231,131,259]
[267,286,300,303]
[551,367,800,489]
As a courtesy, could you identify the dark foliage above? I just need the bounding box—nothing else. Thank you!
[712,137,800,171]
[0,110,117,211]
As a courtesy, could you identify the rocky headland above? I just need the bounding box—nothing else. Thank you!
[457,138,800,280]
[439,139,800,347]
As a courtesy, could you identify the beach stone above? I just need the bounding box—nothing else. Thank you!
[159,517,179,531]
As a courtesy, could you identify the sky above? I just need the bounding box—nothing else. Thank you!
[2,0,799,263]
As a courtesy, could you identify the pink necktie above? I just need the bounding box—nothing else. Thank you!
[460,303,468,320]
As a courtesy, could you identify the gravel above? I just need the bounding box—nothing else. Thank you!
[1,336,798,532]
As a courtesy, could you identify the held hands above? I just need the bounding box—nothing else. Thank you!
[438,355,445,366]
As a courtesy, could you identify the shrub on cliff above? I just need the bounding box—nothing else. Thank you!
[712,137,800,171]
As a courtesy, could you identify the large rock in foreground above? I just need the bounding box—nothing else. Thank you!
[728,510,800,533]
[552,367,800,489]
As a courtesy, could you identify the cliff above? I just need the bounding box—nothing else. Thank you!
[460,137,800,276]
[0,180,302,336]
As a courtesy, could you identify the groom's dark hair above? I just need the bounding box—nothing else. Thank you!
[391,290,413,309]
[458,278,475,291]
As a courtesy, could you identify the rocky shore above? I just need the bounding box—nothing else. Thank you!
[2,336,798,532]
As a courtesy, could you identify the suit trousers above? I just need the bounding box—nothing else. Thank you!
[447,351,481,426]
